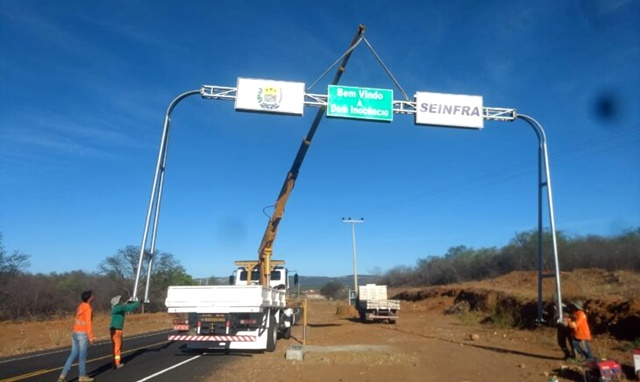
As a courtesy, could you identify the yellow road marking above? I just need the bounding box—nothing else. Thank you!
[0,340,171,382]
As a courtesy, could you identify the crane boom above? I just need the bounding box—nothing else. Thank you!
[256,25,366,286]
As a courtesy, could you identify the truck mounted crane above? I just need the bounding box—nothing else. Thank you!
[143,26,365,352]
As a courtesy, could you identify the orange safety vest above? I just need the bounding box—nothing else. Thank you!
[571,310,591,341]
[72,302,94,342]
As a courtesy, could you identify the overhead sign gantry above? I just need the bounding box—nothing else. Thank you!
[200,81,515,125]
[133,25,563,323]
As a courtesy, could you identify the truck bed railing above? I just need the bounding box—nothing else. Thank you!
[360,299,401,310]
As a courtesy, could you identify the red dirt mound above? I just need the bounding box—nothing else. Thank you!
[392,269,640,341]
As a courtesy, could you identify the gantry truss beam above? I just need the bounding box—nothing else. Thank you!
[200,85,516,122]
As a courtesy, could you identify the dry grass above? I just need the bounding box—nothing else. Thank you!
[0,312,172,358]
[335,302,359,319]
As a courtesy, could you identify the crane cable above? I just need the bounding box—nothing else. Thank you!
[306,34,410,103]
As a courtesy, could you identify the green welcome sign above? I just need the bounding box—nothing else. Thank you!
[327,85,393,121]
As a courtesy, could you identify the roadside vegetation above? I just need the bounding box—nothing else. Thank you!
[376,228,640,287]
[0,234,198,319]
[1,228,638,320]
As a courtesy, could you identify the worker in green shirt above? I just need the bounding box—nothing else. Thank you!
[109,295,139,368]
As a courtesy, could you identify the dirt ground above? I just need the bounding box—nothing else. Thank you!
[206,269,640,382]
[1,269,639,381]
[0,311,171,357]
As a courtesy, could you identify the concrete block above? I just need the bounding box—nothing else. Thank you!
[286,345,304,361]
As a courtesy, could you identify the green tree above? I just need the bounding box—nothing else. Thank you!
[98,245,195,312]
[0,233,31,319]
[0,232,30,283]
[382,265,415,286]
[320,281,347,300]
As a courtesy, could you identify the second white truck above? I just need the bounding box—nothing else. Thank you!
[357,284,400,323]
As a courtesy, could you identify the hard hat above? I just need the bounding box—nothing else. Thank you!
[110,295,122,307]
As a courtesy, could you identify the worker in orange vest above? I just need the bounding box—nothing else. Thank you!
[58,290,96,382]
[568,300,593,360]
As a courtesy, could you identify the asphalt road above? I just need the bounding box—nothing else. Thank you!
[0,330,252,382]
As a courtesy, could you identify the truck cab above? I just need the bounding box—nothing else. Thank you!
[229,260,289,290]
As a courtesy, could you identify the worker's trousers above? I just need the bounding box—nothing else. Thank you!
[110,328,123,366]
[572,338,593,360]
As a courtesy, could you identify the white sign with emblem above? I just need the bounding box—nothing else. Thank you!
[235,78,306,116]
[415,92,484,129]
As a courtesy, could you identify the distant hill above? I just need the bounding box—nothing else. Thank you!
[200,274,380,290]
[297,274,380,290]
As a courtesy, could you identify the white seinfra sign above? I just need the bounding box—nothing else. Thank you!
[235,78,306,115]
[415,92,484,129]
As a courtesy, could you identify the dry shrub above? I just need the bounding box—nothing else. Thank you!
[15,338,34,354]
[48,328,66,347]
[335,303,358,318]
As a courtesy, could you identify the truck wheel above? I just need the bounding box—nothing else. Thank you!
[282,325,292,340]
[266,312,277,352]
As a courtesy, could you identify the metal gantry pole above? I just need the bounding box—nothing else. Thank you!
[132,89,201,301]
[342,217,364,298]
[517,114,563,322]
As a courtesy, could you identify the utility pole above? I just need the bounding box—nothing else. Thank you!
[342,217,364,300]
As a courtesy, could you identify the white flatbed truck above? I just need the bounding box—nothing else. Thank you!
[166,261,297,352]
[357,284,400,323]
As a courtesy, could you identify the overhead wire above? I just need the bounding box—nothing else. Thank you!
[299,123,639,267]
[353,123,640,218]
[306,33,411,103]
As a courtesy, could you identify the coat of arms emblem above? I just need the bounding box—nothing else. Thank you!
[257,87,282,110]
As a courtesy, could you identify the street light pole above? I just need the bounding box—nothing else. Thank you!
[342,217,364,299]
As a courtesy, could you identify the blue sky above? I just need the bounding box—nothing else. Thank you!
[1,0,638,279]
